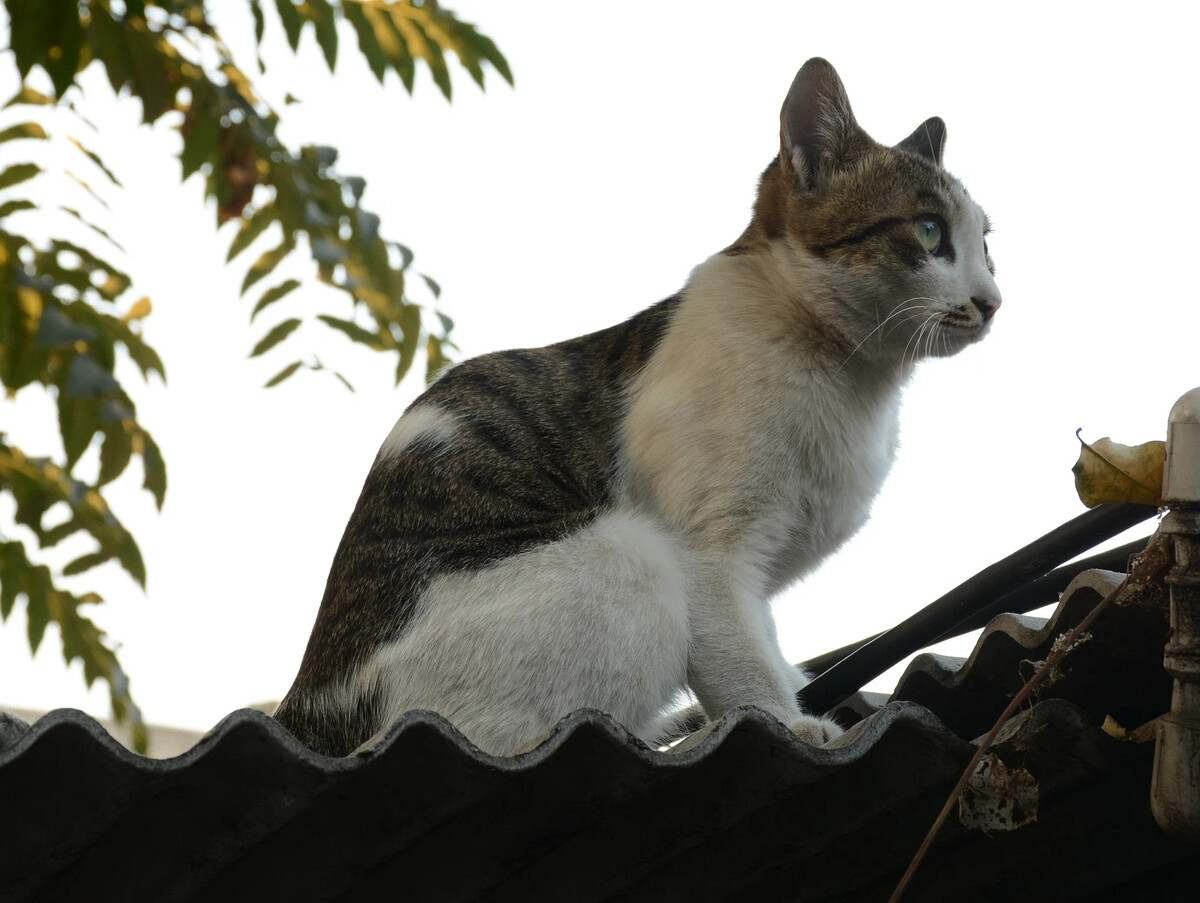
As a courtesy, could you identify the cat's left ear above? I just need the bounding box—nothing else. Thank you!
[896,117,947,167]
[780,58,871,192]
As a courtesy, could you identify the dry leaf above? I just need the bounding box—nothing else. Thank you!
[122,296,152,323]
[1101,714,1159,743]
[1072,432,1165,508]
[958,752,1039,832]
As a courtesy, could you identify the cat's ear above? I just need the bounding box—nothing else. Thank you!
[896,117,947,167]
[780,58,868,192]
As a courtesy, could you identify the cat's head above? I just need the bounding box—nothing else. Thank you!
[747,58,1001,369]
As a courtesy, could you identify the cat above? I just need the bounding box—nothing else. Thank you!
[273,57,1001,757]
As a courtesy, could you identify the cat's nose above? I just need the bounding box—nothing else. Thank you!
[970,294,1001,322]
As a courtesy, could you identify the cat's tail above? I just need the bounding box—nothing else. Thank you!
[272,683,382,758]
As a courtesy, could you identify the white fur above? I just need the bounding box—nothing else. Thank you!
[615,248,907,738]
[349,511,691,755]
[376,404,459,462]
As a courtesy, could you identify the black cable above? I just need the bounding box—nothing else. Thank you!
[797,536,1150,677]
[797,503,1158,716]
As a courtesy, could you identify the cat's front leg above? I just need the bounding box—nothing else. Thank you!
[686,575,843,745]
[789,712,844,745]
[784,664,844,745]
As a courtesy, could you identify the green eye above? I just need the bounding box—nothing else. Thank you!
[915,217,943,254]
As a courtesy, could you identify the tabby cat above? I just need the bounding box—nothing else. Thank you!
[274,58,1001,757]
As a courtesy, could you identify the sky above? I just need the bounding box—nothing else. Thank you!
[1,1,1198,745]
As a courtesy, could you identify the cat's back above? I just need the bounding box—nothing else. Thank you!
[273,293,683,750]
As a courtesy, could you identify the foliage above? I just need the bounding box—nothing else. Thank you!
[0,0,509,749]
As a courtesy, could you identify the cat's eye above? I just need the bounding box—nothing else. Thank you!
[914,216,945,255]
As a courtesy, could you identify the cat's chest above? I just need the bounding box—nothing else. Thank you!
[752,390,900,591]
[621,349,902,587]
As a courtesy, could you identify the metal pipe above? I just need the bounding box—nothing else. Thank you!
[1152,386,1200,842]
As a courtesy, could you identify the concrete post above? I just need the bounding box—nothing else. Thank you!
[1152,387,1200,842]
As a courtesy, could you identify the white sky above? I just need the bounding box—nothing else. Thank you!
[1,1,1198,741]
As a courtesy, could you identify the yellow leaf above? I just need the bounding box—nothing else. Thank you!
[1072,432,1165,508]
[122,296,152,322]
[1101,714,1159,743]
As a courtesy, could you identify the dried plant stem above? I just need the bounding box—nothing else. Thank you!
[888,573,1131,902]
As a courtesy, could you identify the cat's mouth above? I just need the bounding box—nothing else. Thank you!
[940,303,993,329]
[924,309,992,357]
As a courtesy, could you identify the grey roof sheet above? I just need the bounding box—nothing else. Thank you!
[3,569,1197,901]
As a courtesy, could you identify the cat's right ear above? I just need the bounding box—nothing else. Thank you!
[780,58,866,192]
[896,117,947,167]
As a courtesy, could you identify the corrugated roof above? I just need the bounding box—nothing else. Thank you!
[3,569,1197,901]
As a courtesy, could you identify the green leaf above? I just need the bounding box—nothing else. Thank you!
[98,425,134,486]
[274,0,303,50]
[0,542,26,619]
[179,111,222,180]
[8,0,44,79]
[0,198,36,219]
[344,3,388,82]
[241,235,296,295]
[391,14,452,99]
[57,395,101,470]
[44,0,85,98]
[58,206,125,251]
[227,203,279,262]
[68,138,122,187]
[264,359,303,388]
[26,565,51,653]
[87,6,134,95]
[308,0,339,71]
[41,518,83,548]
[250,0,266,47]
[124,17,177,123]
[250,317,302,357]
[311,236,345,264]
[344,175,366,202]
[121,330,166,381]
[3,86,55,108]
[356,209,380,244]
[65,353,121,398]
[425,333,451,383]
[251,278,301,321]
[0,122,48,144]
[394,303,422,384]
[0,163,42,192]
[62,551,113,577]
[139,431,166,509]
[65,171,111,210]
[317,314,384,350]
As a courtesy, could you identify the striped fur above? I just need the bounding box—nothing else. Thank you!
[274,59,1001,756]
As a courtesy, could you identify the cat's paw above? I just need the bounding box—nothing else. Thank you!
[789,713,844,746]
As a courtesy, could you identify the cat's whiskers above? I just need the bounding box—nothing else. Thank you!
[925,317,940,359]
[880,298,935,345]
[834,300,929,374]
[902,311,940,371]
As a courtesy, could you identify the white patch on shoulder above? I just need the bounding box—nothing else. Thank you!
[376,404,459,463]
[347,510,692,756]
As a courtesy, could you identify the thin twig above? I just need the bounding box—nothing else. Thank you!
[888,571,1132,901]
